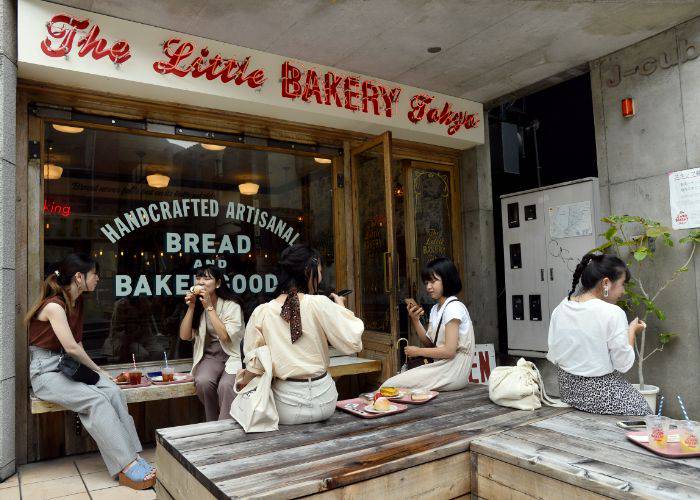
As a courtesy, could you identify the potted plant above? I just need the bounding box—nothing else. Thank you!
[592,215,700,409]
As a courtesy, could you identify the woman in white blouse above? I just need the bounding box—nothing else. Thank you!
[236,245,364,425]
[547,253,651,415]
[382,257,475,392]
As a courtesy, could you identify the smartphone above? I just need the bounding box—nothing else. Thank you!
[404,297,419,308]
[616,420,646,429]
[336,289,352,297]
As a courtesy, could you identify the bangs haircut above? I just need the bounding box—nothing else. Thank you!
[420,257,462,297]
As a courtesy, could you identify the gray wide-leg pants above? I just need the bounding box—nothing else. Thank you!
[29,346,143,476]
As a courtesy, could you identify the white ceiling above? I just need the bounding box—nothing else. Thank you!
[47,0,700,104]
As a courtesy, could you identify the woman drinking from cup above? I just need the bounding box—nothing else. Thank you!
[27,253,155,490]
[235,244,364,425]
[382,257,475,392]
[179,265,245,421]
[547,253,651,415]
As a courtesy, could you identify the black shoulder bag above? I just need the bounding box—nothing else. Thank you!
[58,353,100,385]
[406,298,459,370]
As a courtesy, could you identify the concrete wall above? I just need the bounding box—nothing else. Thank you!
[590,18,700,418]
[461,114,499,349]
[0,0,16,481]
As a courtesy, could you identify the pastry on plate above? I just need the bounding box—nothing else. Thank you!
[380,387,399,397]
[411,391,431,402]
[372,397,391,412]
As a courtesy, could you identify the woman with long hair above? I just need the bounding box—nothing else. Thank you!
[547,253,651,415]
[179,264,245,421]
[27,253,155,490]
[381,257,475,392]
[236,244,364,425]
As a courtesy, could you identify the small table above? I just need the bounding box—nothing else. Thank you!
[471,411,700,499]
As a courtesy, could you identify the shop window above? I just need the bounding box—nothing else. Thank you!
[43,124,335,365]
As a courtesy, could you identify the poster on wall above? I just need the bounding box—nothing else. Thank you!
[669,167,700,230]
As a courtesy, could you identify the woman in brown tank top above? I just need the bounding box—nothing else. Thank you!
[26,253,157,490]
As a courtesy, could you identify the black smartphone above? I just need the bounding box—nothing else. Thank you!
[616,420,646,429]
[336,289,352,297]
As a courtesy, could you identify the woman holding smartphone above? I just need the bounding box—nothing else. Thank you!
[382,257,474,392]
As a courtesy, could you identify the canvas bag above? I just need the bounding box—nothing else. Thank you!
[488,358,569,410]
[230,345,279,432]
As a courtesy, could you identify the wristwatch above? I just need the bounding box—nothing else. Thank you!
[206,305,214,311]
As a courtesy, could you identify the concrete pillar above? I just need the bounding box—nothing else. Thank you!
[589,20,700,419]
[0,0,16,481]
[461,114,499,349]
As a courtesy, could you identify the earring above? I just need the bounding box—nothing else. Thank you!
[603,286,609,298]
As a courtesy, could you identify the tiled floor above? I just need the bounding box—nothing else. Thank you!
[0,447,157,500]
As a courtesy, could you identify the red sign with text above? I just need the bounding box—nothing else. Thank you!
[41,14,131,64]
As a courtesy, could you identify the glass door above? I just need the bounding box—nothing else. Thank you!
[350,132,399,377]
[403,161,462,347]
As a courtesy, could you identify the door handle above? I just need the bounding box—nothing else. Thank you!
[540,269,545,282]
[383,252,392,293]
[549,268,554,281]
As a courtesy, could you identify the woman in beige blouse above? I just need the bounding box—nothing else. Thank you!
[236,245,364,425]
[179,265,245,421]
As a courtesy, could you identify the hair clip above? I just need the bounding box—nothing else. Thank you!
[54,270,60,277]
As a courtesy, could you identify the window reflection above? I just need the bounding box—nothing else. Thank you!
[43,125,335,364]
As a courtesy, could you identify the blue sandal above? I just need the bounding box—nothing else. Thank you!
[118,460,156,490]
[137,457,156,473]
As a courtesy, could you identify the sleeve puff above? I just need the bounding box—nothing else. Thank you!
[308,296,364,354]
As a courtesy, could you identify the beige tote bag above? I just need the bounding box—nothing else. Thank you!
[230,345,279,432]
[488,358,569,410]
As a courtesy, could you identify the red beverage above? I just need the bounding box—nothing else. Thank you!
[128,371,142,385]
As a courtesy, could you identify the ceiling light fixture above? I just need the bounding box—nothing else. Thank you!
[146,173,170,188]
[201,143,226,151]
[43,163,63,180]
[238,182,259,196]
[314,157,332,164]
[52,124,84,134]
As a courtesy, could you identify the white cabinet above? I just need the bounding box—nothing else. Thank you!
[500,178,601,357]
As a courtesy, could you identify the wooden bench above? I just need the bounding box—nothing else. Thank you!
[470,411,700,499]
[154,385,569,499]
[30,356,382,414]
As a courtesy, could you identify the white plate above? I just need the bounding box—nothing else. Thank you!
[152,374,186,382]
[364,404,398,414]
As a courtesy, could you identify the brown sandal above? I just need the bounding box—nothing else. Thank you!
[118,460,156,490]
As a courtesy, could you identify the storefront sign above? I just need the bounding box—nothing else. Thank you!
[468,344,495,385]
[669,167,700,230]
[19,0,483,148]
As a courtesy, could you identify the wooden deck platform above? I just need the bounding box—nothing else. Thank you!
[471,411,700,499]
[155,385,569,499]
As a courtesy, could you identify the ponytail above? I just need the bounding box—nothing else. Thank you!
[568,252,630,300]
[25,253,98,324]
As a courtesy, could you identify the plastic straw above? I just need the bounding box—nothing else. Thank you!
[677,395,690,421]
[132,353,136,371]
[164,351,168,368]
[657,395,664,416]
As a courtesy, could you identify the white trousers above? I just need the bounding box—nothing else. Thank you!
[272,373,338,425]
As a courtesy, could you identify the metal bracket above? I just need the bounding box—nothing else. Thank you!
[28,141,40,160]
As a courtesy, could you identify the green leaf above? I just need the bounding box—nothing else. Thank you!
[658,332,679,345]
[679,266,689,273]
[634,247,650,261]
[589,241,612,253]
[604,226,618,241]
[646,227,664,238]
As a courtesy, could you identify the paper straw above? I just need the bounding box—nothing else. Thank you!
[677,395,690,421]
[657,395,664,416]
[164,351,168,368]
[132,353,136,371]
